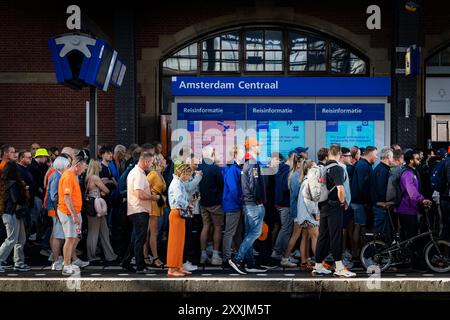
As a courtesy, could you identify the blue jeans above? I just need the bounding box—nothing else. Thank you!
[272,207,292,259]
[235,204,265,265]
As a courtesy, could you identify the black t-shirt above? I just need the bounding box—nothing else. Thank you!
[325,160,345,202]
[100,162,116,192]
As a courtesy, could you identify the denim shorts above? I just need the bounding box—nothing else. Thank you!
[351,203,367,226]
[51,216,65,240]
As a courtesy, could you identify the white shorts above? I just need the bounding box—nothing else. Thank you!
[51,216,65,240]
[57,210,82,239]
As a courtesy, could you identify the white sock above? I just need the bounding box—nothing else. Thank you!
[315,262,323,269]
[213,250,220,257]
[335,260,344,270]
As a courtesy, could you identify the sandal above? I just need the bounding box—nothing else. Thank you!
[168,269,185,277]
[150,257,165,269]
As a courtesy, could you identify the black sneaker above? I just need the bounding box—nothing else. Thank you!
[245,264,267,273]
[260,259,279,270]
[228,259,247,275]
[121,262,135,272]
[136,267,153,274]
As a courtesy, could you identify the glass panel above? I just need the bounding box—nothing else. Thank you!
[221,33,240,50]
[289,51,307,71]
[308,36,326,50]
[221,51,239,63]
[202,51,220,60]
[246,50,264,71]
[427,48,450,66]
[265,51,283,71]
[202,61,220,72]
[265,31,282,50]
[306,51,326,71]
[202,37,220,50]
[221,62,239,71]
[162,43,197,73]
[289,32,307,50]
[246,30,264,50]
[331,43,366,74]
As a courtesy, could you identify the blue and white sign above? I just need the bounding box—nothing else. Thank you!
[326,121,375,147]
[257,121,306,159]
[172,76,391,97]
[316,103,384,121]
[177,103,245,120]
[247,104,315,120]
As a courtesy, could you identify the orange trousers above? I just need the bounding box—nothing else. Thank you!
[166,209,186,269]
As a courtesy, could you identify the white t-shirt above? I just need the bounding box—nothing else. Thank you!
[127,165,152,215]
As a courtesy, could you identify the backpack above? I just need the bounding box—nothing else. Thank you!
[386,166,408,207]
[430,158,450,193]
[304,163,339,202]
[118,161,137,197]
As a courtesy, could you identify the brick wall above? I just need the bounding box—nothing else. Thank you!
[0,84,114,150]
[0,2,116,150]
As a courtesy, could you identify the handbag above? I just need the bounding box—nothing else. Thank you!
[179,207,194,219]
[84,196,97,217]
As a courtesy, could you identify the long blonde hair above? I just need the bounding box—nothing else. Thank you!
[86,159,100,178]
[299,160,315,183]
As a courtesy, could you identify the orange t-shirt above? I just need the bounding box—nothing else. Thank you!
[57,170,82,215]
[0,159,8,175]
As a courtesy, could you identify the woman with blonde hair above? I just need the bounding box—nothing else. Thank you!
[167,164,194,277]
[85,160,118,262]
[144,154,167,268]
[282,159,318,271]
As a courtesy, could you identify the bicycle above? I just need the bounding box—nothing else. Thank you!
[360,202,450,273]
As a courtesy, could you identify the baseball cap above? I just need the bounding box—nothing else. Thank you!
[34,148,49,158]
[294,147,309,154]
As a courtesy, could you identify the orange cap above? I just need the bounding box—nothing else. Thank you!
[258,222,269,241]
[244,137,261,149]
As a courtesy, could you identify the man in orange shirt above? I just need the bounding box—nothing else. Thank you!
[57,153,88,276]
[0,145,16,175]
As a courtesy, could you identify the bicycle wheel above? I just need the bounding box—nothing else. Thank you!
[424,240,450,273]
[361,240,392,272]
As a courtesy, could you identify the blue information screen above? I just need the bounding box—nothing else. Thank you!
[326,121,375,147]
[257,120,305,160]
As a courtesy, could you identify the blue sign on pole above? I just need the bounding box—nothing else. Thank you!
[172,76,391,97]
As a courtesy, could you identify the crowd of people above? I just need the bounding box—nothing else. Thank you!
[0,139,449,277]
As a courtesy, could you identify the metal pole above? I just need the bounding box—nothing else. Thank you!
[89,86,97,160]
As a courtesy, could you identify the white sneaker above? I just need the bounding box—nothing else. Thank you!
[334,267,357,278]
[51,257,64,271]
[72,259,89,268]
[288,256,299,264]
[182,261,198,272]
[312,264,332,275]
[280,257,297,268]
[62,264,76,276]
[211,255,223,266]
